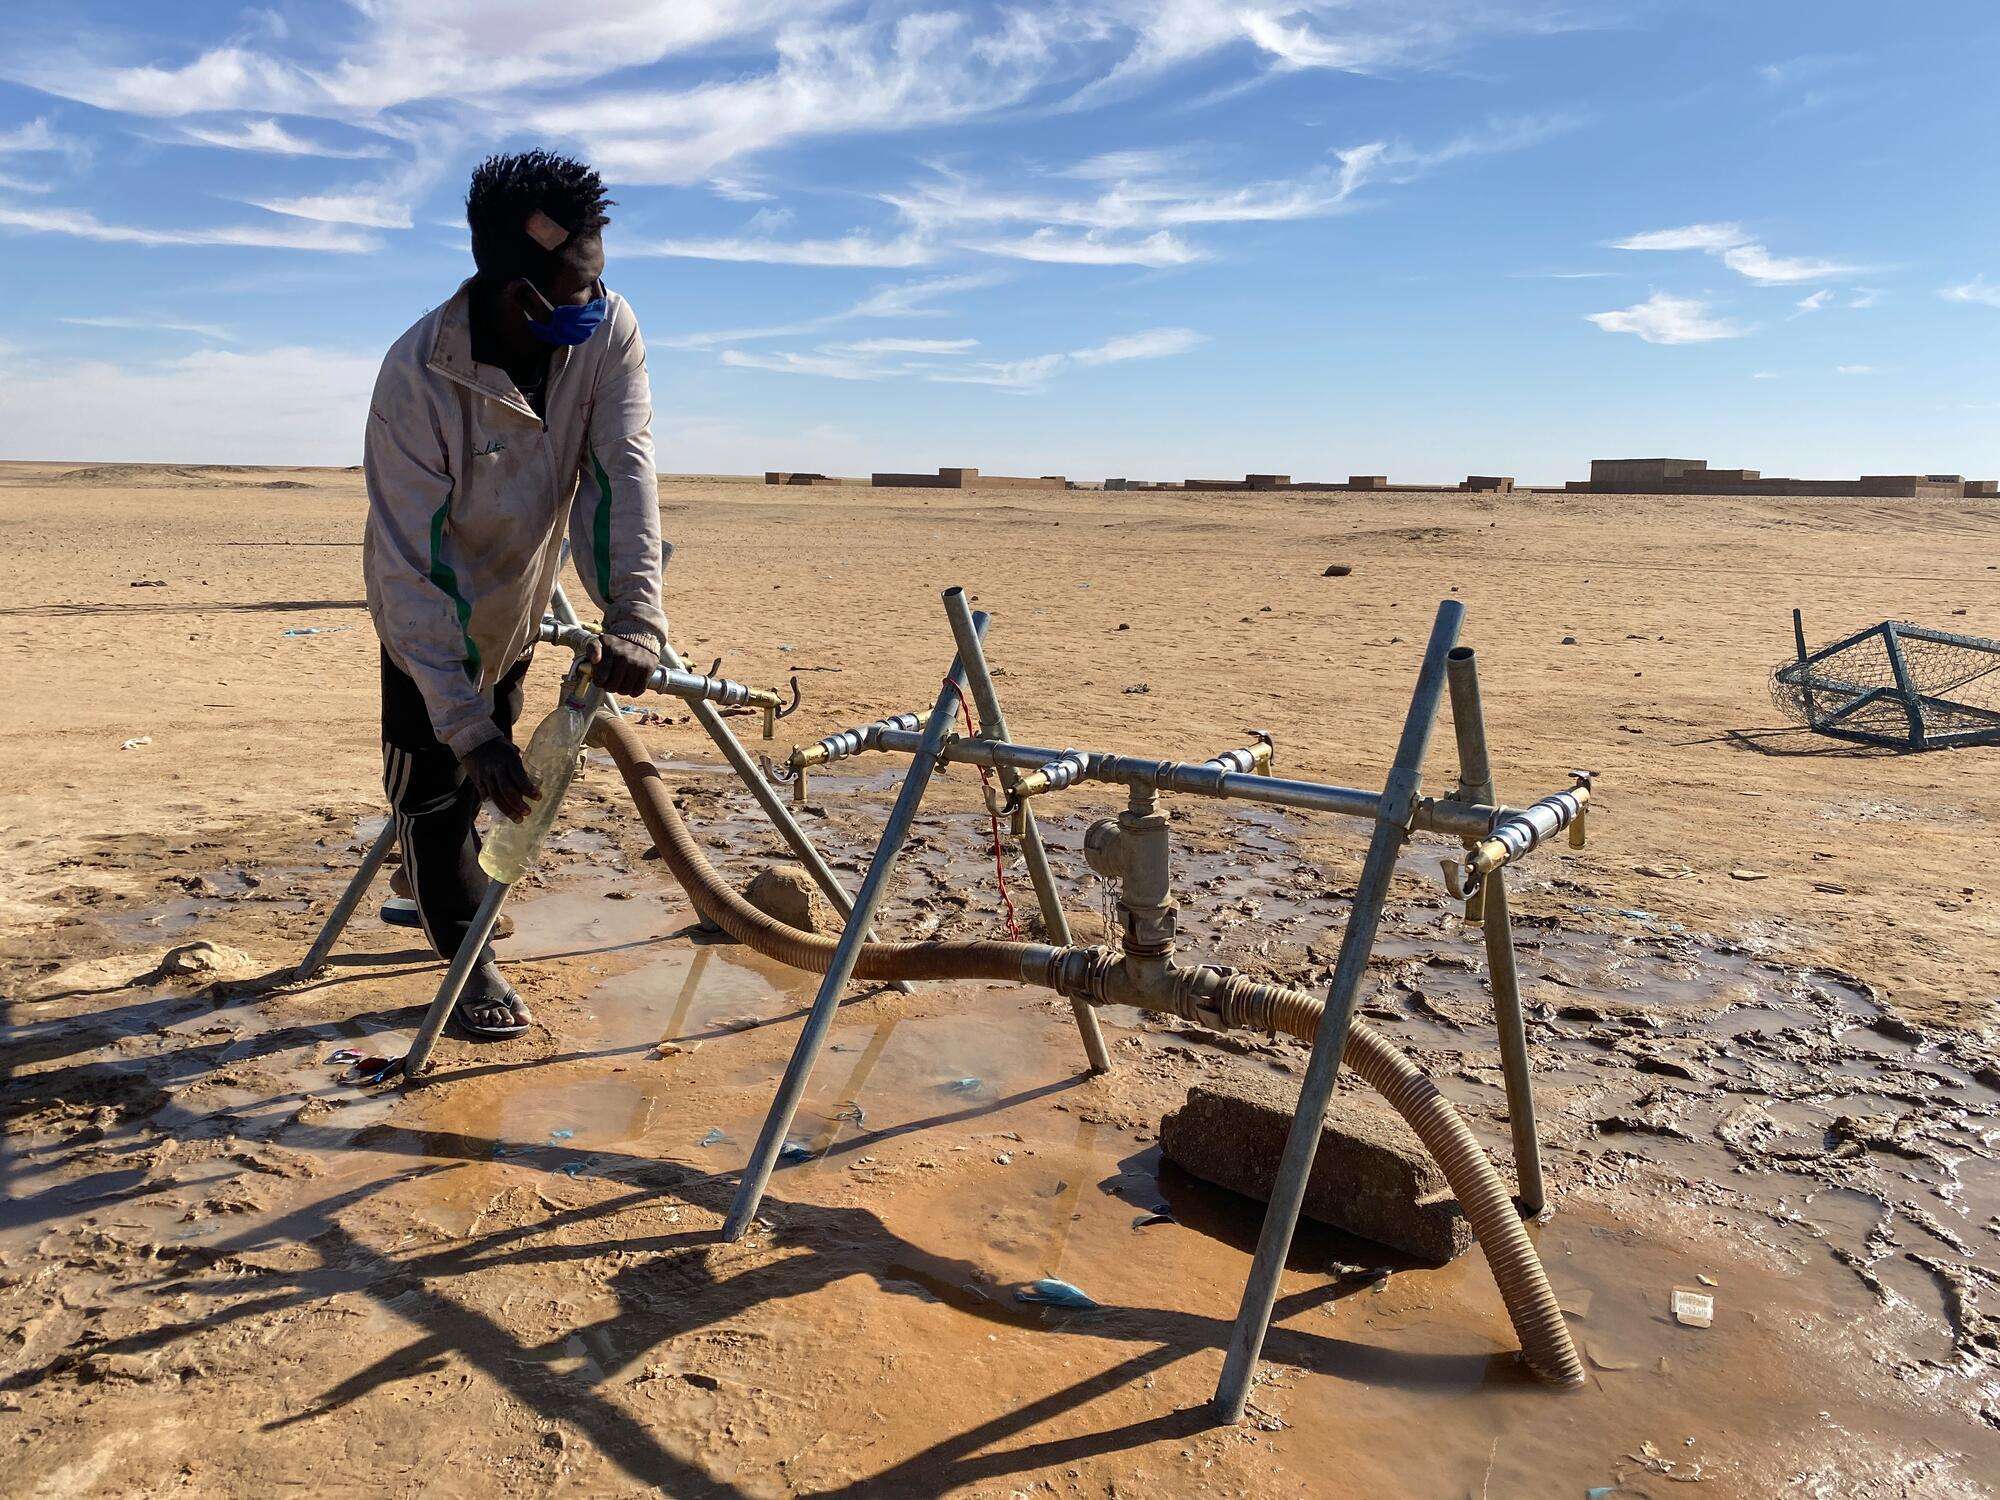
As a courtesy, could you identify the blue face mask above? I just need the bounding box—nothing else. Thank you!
[526,294,607,346]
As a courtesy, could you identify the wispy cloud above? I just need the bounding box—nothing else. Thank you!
[1070,327,1206,363]
[1612,221,1866,285]
[0,203,378,252]
[0,115,79,188]
[1070,0,1580,106]
[1613,222,1749,253]
[930,325,1206,390]
[1941,276,2000,309]
[1585,291,1746,345]
[627,230,934,267]
[4,4,831,118]
[720,347,891,381]
[1834,363,1876,375]
[720,321,1204,390]
[657,272,998,352]
[966,227,1205,266]
[61,314,236,341]
[881,112,1574,272]
[244,189,413,229]
[833,337,977,354]
[155,118,390,158]
[0,117,66,155]
[1756,52,1866,116]
[1793,289,1830,315]
[530,13,1059,185]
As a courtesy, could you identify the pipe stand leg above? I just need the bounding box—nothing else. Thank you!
[1212,600,1463,1424]
[1445,645,1545,1216]
[942,589,1111,1075]
[721,594,987,1242]
[1481,870,1544,1215]
[401,880,509,1078]
[296,819,398,981]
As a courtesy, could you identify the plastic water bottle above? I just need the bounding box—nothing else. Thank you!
[478,665,605,885]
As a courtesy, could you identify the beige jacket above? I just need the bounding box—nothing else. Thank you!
[363,278,668,755]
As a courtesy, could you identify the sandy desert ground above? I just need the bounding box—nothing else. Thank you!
[1,460,1996,1497]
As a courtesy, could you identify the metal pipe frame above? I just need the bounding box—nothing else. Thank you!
[721,594,989,1242]
[718,590,1591,1419]
[294,818,399,981]
[1446,646,1545,1217]
[943,588,1112,1076]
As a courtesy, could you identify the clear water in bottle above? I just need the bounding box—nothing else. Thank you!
[478,666,605,885]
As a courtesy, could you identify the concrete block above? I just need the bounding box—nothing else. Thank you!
[1245,473,1291,489]
[1348,475,1388,489]
[1968,480,1998,496]
[1461,475,1513,492]
[1159,1070,1472,1264]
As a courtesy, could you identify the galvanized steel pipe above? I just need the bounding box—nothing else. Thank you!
[535,618,785,714]
[1465,782,1591,886]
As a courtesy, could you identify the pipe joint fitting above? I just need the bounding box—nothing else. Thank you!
[1082,817,1128,880]
[1120,901,1178,957]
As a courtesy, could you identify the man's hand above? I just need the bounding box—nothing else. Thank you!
[589,631,660,698]
[461,738,540,822]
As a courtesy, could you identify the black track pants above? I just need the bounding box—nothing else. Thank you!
[379,648,532,962]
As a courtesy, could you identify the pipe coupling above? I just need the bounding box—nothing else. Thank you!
[1007,748,1090,808]
[1203,730,1275,776]
[1044,944,1121,1003]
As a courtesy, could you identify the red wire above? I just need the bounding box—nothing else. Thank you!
[945,678,1025,939]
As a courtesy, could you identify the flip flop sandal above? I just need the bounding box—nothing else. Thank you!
[456,964,532,1039]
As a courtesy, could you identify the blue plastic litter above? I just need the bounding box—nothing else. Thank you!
[778,1141,815,1163]
[548,1128,574,1141]
[327,1048,361,1064]
[698,1128,726,1147]
[559,1161,587,1177]
[1132,1211,1174,1229]
[282,626,352,637]
[940,1077,982,1096]
[1015,1277,1100,1310]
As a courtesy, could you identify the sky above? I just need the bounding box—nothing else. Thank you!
[2,1,1998,481]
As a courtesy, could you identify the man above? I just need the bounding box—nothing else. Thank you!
[364,150,667,1038]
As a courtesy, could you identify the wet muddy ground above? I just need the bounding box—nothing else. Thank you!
[3,744,1997,1497]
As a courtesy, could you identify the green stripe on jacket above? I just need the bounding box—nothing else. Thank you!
[589,450,614,603]
[427,496,482,681]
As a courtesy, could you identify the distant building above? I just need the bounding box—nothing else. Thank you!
[1572,458,1994,499]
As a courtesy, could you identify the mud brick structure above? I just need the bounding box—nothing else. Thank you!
[764,472,850,486]
[871,467,1069,490]
[1572,457,1996,499]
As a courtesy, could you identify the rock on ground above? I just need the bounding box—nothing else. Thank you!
[1160,1070,1472,1264]
[743,865,838,933]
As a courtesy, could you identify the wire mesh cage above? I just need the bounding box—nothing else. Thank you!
[1771,610,2000,749]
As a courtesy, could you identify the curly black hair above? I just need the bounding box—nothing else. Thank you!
[465,150,615,281]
